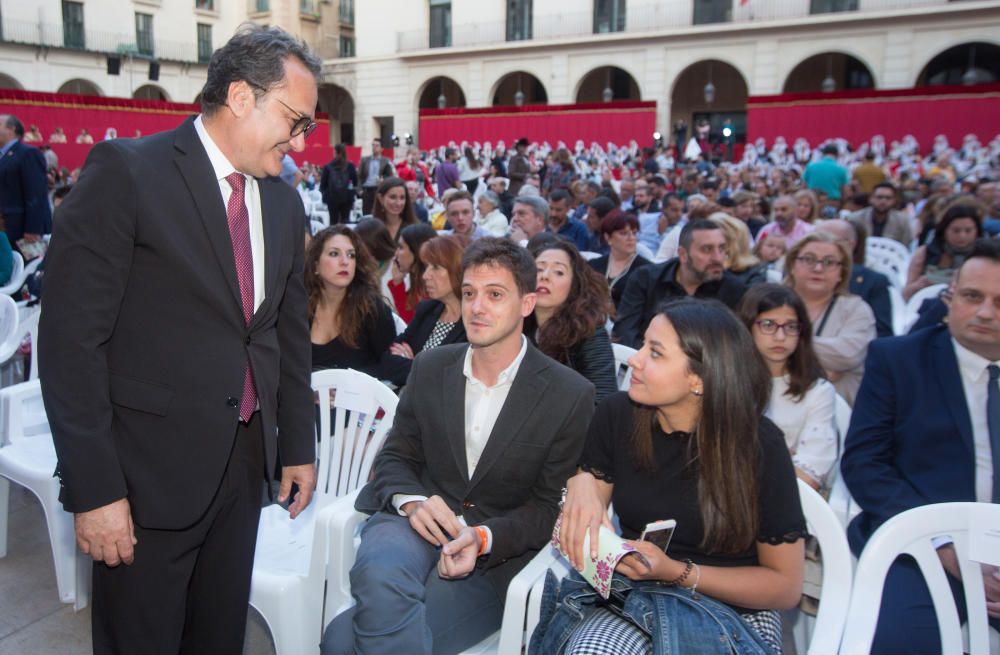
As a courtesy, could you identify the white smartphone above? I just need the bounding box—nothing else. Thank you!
[639,519,677,552]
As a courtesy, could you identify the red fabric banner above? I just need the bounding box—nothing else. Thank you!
[418,101,657,150]
[747,83,1000,149]
[0,88,334,170]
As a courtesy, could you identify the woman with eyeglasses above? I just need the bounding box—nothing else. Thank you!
[738,284,837,491]
[587,211,651,309]
[784,232,876,406]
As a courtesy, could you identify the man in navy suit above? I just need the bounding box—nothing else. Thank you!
[841,238,1000,653]
[0,114,52,248]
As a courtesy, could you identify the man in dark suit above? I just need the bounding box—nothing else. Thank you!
[323,238,595,654]
[358,137,395,215]
[816,219,894,338]
[38,26,318,654]
[841,238,1000,653]
[613,219,747,348]
[0,114,52,248]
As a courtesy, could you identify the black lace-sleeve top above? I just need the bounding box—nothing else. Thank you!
[579,392,807,568]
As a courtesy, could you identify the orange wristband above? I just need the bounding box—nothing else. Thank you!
[474,526,489,557]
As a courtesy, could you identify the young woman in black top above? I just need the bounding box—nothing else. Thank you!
[551,298,805,654]
[527,240,618,404]
[307,226,395,377]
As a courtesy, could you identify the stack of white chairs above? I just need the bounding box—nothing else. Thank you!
[249,368,398,655]
[0,378,91,609]
[866,237,911,289]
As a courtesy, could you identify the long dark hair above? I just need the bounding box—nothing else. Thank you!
[398,223,438,312]
[305,225,384,348]
[524,241,613,364]
[630,298,770,554]
[372,177,418,230]
[354,217,397,264]
[737,284,824,402]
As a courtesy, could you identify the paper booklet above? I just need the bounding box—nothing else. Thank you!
[550,514,650,599]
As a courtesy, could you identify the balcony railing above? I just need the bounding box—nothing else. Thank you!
[0,17,203,63]
[397,0,964,52]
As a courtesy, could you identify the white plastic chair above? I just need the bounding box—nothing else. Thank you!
[0,251,26,296]
[392,313,407,336]
[312,209,331,227]
[611,343,636,391]
[866,237,910,288]
[903,282,947,333]
[0,304,41,386]
[0,379,89,609]
[887,284,906,336]
[249,368,398,655]
[827,394,859,529]
[635,242,655,261]
[579,251,602,261]
[840,502,1000,655]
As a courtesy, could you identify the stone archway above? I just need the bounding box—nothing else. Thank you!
[133,84,170,101]
[57,78,103,96]
[575,66,640,103]
[916,41,1000,86]
[491,71,547,106]
[670,59,748,157]
[783,52,875,93]
[417,76,466,109]
[318,83,355,145]
[0,73,23,90]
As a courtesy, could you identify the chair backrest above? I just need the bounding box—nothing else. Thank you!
[903,282,947,333]
[865,237,910,288]
[0,295,19,362]
[827,394,858,528]
[887,284,906,336]
[312,369,398,506]
[796,479,853,655]
[635,242,655,261]
[611,343,636,391]
[579,251,602,261]
[0,379,49,446]
[840,502,1000,655]
[0,251,25,295]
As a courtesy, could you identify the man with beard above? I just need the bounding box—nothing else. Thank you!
[613,219,747,348]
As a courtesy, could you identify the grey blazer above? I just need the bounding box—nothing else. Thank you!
[356,341,595,596]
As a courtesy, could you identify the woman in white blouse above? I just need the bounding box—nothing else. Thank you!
[739,283,837,490]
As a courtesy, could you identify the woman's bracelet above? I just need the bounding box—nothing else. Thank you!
[667,559,694,586]
[689,562,701,594]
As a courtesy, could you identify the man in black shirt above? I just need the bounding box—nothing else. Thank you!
[613,220,747,348]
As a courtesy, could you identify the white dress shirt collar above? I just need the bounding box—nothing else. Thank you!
[462,335,529,387]
[193,115,240,182]
[952,337,997,383]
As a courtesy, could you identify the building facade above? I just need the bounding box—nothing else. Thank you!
[320,0,1000,149]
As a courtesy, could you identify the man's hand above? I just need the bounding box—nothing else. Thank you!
[75,497,137,567]
[438,526,481,579]
[615,540,680,582]
[279,462,316,519]
[402,495,463,546]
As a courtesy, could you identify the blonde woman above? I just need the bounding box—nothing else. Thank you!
[709,213,766,287]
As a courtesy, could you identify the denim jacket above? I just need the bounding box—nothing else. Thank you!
[529,569,777,655]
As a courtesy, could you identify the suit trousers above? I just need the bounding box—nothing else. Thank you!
[91,413,266,655]
[361,187,377,216]
[321,511,503,655]
[871,555,1000,654]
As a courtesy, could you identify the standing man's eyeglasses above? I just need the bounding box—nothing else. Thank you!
[274,98,317,139]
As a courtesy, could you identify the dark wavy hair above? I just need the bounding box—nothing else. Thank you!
[398,223,438,312]
[372,177,418,232]
[200,24,321,117]
[525,241,614,365]
[737,284,825,402]
[305,225,383,348]
[630,298,770,554]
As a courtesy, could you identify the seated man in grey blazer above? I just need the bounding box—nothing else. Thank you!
[322,238,595,655]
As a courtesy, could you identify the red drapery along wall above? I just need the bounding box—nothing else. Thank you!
[747,84,1000,148]
[418,101,658,150]
[0,89,334,170]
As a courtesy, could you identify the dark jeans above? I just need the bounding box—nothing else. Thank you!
[321,511,503,655]
[91,414,266,655]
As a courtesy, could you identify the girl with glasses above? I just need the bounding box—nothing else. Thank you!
[738,284,837,491]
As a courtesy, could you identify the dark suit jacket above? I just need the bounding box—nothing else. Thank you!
[612,258,747,348]
[382,299,467,387]
[357,155,394,189]
[38,118,314,530]
[356,342,595,596]
[841,325,977,554]
[848,264,893,338]
[0,140,52,241]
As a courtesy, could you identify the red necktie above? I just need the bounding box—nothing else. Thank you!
[225,172,257,422]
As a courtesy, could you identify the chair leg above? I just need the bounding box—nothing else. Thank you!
[74,551,91,611]
[38,481,78,604]
[0,476,9,558]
